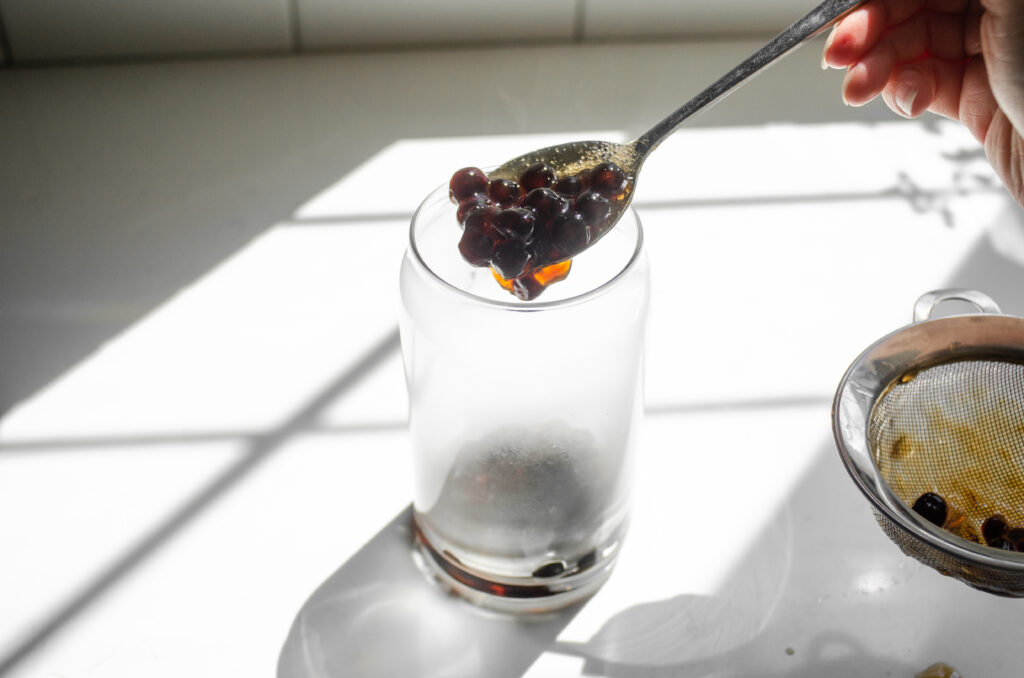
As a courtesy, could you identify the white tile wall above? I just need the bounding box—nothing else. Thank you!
[0,0,830,64]
[583,0,822,38]
[296,0,576,49]
[0,0,292,62]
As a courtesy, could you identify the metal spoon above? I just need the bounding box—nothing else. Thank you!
[489,0,867,272]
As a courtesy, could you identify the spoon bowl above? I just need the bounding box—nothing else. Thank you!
[486,0,868,277]
[489,139,641,251]
[490,140,641,184]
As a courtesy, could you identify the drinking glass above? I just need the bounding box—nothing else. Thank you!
[399,183,649,612]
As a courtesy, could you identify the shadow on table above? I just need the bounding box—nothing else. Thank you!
[544,443,924,678]
[276,506,584,677]
[945,200,1024,316]
[557,442,1024,675]
[563,626,916,678]
[276,445,919,678]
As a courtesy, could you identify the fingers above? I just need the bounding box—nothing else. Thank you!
[822,1,890,67]
[880,57,973,123]
[956,56,1000,138]
[924,9,976,60]
[963,9,983,55]
[821,0,940,67]
[880,62,943,117]
[830,6,975,107]
[839,13,930,104]
[979,0,1024,131]
[823,0,977,67]
[881,64,936,116]
[842,44,900,105]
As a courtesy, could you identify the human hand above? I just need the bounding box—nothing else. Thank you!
[822,0,1024,206]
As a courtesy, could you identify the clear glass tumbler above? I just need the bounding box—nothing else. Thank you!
[399,183,649,612]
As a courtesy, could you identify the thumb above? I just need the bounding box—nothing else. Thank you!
[980,0,1024,133]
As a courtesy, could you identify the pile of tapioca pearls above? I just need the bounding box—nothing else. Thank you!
[913,492,1024,551]
[448,161,629,300]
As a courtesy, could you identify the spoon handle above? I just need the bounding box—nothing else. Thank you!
[632,0,867,159]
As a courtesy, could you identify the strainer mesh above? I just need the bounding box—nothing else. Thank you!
[870,358,1024,541]
[867,358,1024,594]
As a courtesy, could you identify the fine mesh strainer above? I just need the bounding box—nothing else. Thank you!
[833,289,1024,596]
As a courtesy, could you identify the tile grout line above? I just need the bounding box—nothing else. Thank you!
[286,0,303,54]
[572,0,586,42]
[0,7,13,66]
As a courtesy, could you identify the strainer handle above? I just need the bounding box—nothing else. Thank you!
[913,288,1002,322]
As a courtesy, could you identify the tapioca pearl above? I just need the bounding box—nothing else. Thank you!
[491,239,531,280]
[552,174,584,197]
[520,162,556,192]
[522,188,569,226]
[982,514,1009,545]
[458,228,496,267]
[493,207,536,241]
[911,492,947,527]
[449,167,489,203]
[589,162,628,199]
[487,178,522,208]
[551,212,591,256]
[573,191,611,227]
[457,193,493,222]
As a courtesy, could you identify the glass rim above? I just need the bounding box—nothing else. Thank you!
[408,183,646,311]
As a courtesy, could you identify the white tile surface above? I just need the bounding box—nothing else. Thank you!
[0,440,246,666]
[637,120,1008,410]
[4,431,413,678]
[583,0,823,38]
[296,0,575,49]
[0,0,292,62]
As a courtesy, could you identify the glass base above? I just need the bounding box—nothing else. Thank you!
[411,514,621,614]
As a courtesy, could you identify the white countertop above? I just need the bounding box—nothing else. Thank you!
[2,37,1023,677]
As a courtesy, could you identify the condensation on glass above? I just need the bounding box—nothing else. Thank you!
[399,183,649,612]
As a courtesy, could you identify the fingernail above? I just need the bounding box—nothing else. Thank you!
[841,67,863,107]
[821,26,838,69]
[824,25,838,50]
[895,84,918,116]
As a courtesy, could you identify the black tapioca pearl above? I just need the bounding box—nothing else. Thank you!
[531,560,567,578]
[487,178,522,207]
[522,187,569,226]
[493,207,536,241]
[574,191,611,226]
[982,514,1009,545]
[520,162,556,192]
[589,161,628,198]
[449,167,489,203]
[552,173,585,197]
[912,492,947,527]
[526,224,555,262]
[462,204,499,233]
[1006,527,1024,551]
[457,193,493,222]
[491,239,530,279]
[551,212,591,256]
[989,536,1016,551]
[458,227,496,267]
[576,549,597,571]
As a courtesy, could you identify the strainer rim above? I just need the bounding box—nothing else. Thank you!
[832,312,1024,572]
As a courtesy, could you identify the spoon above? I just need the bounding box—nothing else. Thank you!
[488,0,867,273]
